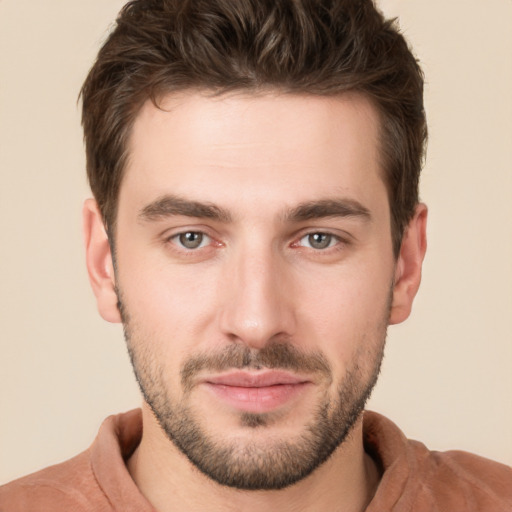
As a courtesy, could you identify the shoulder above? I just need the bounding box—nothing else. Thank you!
[421,448,512,510]
[0,410,146,512]
[0,450,111,512]
[364,411,512,512]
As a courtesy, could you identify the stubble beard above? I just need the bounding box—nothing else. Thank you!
[119,297,388,491]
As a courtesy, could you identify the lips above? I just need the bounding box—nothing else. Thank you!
[206,370,309,387]
[201,370,312,414]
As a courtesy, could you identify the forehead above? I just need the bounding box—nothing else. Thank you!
[121,91,385,213]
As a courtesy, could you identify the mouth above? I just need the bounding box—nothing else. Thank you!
[201,370,313,414]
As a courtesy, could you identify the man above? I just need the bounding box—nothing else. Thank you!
[1,0,510,510]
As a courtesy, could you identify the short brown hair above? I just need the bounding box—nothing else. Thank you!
[80,0,426,255]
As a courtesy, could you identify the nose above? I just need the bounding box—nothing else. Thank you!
[218,245,296,349]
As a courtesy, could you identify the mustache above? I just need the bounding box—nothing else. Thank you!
[181,341,332,391]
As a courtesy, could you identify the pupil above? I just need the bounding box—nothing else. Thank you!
[180,232,202,249]
[309,233,331,249]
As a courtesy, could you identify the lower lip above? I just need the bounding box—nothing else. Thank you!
[204,382,310,414]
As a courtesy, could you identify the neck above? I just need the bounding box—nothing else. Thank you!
[127,405,380,512]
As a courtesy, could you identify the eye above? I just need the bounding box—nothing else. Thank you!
[172,231,211,250]
[298,232,338,250]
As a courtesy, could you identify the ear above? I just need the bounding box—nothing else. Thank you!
[389,203,428,325]
[82,198,122,323]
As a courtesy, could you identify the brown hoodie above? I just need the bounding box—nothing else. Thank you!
[1,409,511,511]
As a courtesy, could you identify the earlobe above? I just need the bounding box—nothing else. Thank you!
[82,198,122,323]
[389,203,428,325]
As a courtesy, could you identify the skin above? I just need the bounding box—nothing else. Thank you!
[84,91,427,512]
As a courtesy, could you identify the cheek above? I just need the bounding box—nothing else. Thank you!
[116,250,223,348]
[294,258,392,366]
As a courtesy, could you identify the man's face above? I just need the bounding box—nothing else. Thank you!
[113,92,396,489]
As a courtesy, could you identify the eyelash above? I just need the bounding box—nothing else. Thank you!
[167,231,216,252]
[294,232,343,251]
[166,229,347,254]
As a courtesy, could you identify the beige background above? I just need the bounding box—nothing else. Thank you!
[1,0,511,484]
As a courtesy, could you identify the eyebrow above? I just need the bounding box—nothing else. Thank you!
[138,194,232,223]
[282,198,372,223]
[138,194,371,224]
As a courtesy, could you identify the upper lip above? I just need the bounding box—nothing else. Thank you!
[203,370,310,388]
